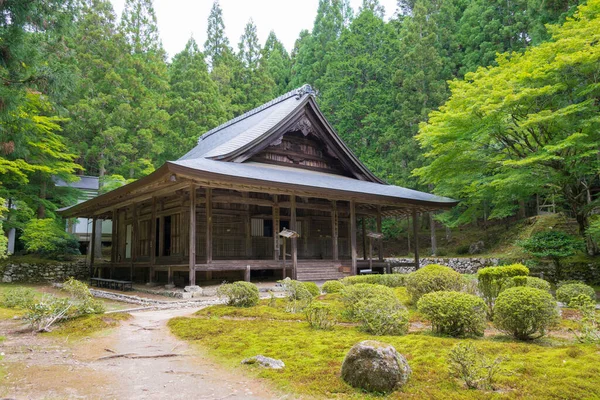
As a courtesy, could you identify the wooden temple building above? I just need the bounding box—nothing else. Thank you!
[60,85,457,285]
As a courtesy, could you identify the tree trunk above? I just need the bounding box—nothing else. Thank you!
[37,180,47,219]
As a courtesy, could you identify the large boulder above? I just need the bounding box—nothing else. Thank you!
[341,340,411,393]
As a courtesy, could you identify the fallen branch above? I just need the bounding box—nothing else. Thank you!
[95,353,183,361]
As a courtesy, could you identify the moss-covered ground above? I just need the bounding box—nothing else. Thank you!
[169,290,600,399]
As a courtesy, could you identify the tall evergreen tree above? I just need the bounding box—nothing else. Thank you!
[238,19,261,70]
[261,31,291,95]
[167,38,226,159]
[204,0,230,69]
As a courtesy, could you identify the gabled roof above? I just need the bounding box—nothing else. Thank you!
[179,85,383,183]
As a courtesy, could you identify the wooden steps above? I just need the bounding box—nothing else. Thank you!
[296,263,350,282]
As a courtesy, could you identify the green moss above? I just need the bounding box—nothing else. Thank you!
[47,312,131,338]
[170,304,600,399]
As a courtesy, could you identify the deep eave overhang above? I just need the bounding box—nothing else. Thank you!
[58,161,458,219]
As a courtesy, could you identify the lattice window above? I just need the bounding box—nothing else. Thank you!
[138,220,151,257]
[170,213,182,255]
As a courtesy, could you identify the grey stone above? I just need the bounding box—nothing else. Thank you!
[164,284,176,289]
[341,340,411,393]
[469,241,485,255]
[184,285,202,293]
[241,355,285,369]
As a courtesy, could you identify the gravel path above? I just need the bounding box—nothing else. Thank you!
[0,307,286,399]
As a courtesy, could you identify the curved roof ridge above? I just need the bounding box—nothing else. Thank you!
[197,84,316,144]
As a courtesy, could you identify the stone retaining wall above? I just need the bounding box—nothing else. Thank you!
[386,257,500,274]
[0,260,88,283]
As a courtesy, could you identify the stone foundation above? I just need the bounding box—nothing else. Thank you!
[386,257,500,274]
[0,260,88,283]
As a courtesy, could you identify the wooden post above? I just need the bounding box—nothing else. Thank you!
[273,194,279,260]
[149,197,156,283]
[350,200,357,275]
[377,206,383,262]
[413,208,419,269]
[206,188,213,264]
[167,267,173,285]
[130,204,137,282]
[189,184,196,286]
[90,216,97,279]
[282,237,287,278]
[362,217,367,260]
[111,209,117,263]
[331,200,338,261]
[245,265,251,282]
[369,237,373,270]
[290,195,297,280]
[244,192,252,258]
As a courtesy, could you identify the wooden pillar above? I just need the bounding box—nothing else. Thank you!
[149,197,156,283]
[413,208,420,269]
[273,194,279,260]
[377,206,383,262]
[111,209,117,263]
[167,267,173,285]
[206,188,213,264]
[130,204,137,282]
[189,184,197,286]
[362,217,367,260]
[290,195,297,280]
[244,192,252,258]
[331,200,338,261]
[350,200,357,275]
[90,216,97,279]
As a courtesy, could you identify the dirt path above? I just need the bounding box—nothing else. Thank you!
[1,308,286,399]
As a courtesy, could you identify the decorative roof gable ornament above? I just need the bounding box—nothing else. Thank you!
[295,84,316,99]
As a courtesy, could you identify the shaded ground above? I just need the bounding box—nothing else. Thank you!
[0,308,284,399]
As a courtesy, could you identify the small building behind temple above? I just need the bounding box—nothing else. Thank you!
[59,85,457,286]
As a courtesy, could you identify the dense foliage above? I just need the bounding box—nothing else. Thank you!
[340,274,406,287]
[519,231,585,280]
[493,287,560,340]
[321,280,345,294]
[477,264,530,317]
[216,281,259,307]
[1,0,593,252]
[405,264,463,303]
[417,291,487,337]
[556,283,596,305]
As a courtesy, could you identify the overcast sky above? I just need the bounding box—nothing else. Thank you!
[109,0,399,59]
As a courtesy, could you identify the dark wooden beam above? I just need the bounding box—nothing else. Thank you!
[413,208,419,269]
[110,209,117,263]
[362,217,367,261]
[189,184,197,285]
[149,197,156,283]
[377,206,383,262]
[350,200,357,275]
[273,194,280,262]
[90,216,97,279]
[206,187,213,264]
[290,195,297,280]
[130,203,137,281]
[332,200,338,261]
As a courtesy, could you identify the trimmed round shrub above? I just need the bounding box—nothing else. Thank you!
[405,264,463,303]
[305,301,336,330]
[322,280,344,294]
[556,283,596,305]
[477,263,530,318]
[341,274,406,287]
[505,276,551,292]
[303,281,321,297]
[493,286,559,340]
[417,291,487,337]
[278,278,313,301]
[341,284,397,319]
[354,294,409,336]
[217,281,259,307]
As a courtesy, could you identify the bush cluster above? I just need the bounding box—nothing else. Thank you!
[493,286,559,340]
[341,274,406,288]
[405,264,463,303]
[477,264,529,317]
[321,280,344,294]
[556,283,596,305]
[303,281,321,297]
[1,287,36,309]
[20,219,81,260]
[278,278,314,312]
[341,283,408,335]
[417,291,487,337]
[305,301,336,330]
[217,281,259,307]
[505,276,551,292]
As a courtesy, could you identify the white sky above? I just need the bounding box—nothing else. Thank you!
[109,0,399,59]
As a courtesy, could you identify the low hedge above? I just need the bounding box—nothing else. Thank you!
[340,283,398,319]
[341,274,406,288]
[303,281,321,297]
[505,276,551,292]
[417,291,487,337]
[493,286,559,340]
[405,264,463,303]
[477,264,530,317]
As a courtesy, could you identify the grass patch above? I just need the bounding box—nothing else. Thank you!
[47,312,131,338]
[170,296,600,399]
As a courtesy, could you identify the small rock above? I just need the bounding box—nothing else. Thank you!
[241,355,285,369]
[469,241,485,254]
[164,284,176,290]
[341,340,411,393]
[184,285,202,293]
